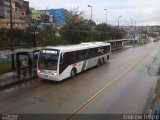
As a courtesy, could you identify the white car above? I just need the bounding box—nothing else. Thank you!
[0,54,8,62]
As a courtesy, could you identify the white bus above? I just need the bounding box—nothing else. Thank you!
[37,42,111,81]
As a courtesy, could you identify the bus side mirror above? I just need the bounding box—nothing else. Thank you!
[33,52,39,60]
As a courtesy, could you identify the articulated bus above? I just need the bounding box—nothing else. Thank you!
[37,42,111,81]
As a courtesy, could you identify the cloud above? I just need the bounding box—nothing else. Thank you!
[29,0,160,25]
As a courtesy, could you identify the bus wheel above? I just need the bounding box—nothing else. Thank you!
[107,55,110,59]
[70,68,76,78]
[102,58,105,64]
[97,59,101,67]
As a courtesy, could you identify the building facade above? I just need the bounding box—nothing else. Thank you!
[0,0,29,30]
[0,0,29,18]
[0,0,10,18]
[31,8,41,21]
[48,8,66,26]
[39,10,53,23]
[0,18,26,29]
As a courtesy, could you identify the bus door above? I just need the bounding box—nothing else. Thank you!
[59,52,71,77]
[89,48,98,68]
[84,49,94,69]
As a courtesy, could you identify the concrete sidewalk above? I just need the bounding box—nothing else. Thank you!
[0,70,37,88]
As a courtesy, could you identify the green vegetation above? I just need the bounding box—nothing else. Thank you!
[150,32,158,38]
[155,36,160,40]
[135,41,148,46]
[0,8,126,49]
[0,61,12,75]
[60,8,126,44]
[0,29,33,49]
[125,40,148,46]
[0,30,10,48]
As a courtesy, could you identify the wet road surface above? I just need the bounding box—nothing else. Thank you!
[0,42,160,116]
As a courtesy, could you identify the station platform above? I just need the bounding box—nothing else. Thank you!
[0,70,37,88]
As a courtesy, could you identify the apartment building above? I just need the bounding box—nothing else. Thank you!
[39,10,53,23]
[0,0,29,30]
[48,9,66,26]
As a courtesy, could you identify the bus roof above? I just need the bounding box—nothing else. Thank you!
[43,42,110,52]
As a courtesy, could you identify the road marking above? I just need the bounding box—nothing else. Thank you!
[66,47,155,120]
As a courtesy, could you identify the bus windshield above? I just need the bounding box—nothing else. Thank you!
[38,49,59,70]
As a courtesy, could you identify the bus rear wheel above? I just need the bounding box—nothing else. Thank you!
[102,58,105,64]
[107,55,110,59]
[97,59,102,67]
[70,68,76,78]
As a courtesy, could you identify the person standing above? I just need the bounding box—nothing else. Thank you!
[22,58,28,77]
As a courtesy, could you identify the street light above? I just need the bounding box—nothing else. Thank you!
[131,18,133,26]
[9,0,15,70]
[141,21,144,41]
[134,20,137,40]
[130,18,135,39]
[88,5,92,41]
[118,16,122,28]
[88,5,92,21]
[104,9,107,24]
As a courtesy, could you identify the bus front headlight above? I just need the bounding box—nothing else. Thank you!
[52,72,57,75]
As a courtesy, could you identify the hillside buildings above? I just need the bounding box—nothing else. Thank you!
[0,0,65,30]
[0,0,29,29]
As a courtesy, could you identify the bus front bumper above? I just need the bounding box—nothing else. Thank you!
[37,73,61,81]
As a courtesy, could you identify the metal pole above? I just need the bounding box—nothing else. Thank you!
[134,20,136,40]
[145,25,148,42]
[88,5,92,41]
[33,30,36,47]
[131,19,134,38]
[141,21,143,41]
[131,19,133,26]
[9,0,15,70]
[91,6,92,41]
[104,9,107,24]
[91,6,92,22]
[118,16,122,28]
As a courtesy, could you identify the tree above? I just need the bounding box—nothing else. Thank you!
[61,8,127,44]
[61,8,89,44]
[37,25,67,46]
[93,23,127,41]
[0,30,9,49]
[25,7,42,47]
[94,23,114,41]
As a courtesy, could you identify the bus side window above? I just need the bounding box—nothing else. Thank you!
[63,53,70,65]
[103,46,107,54]
[89,48,97,57]
[106,46,110,53]
[84,49,89,59]
[77,50,84,61]
[60,53,63,65]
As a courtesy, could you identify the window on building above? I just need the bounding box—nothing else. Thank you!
[21,13,24,16]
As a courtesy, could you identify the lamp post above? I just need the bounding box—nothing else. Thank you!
[118,16,122,28]
[9,0,15,70]
[104,9,107,24]
[88,5,92,41]
[134,20,137,40]
[141,21,144,41]
[130,18,134,39]
[131,19,133,26]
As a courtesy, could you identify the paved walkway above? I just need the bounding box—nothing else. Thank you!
[0,69,37,88]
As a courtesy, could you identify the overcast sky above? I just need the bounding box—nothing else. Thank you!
[28,0,160,26]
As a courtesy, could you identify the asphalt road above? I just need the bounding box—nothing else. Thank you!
[0,42,160,117]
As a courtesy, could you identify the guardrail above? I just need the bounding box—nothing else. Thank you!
[106,39,129,51]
